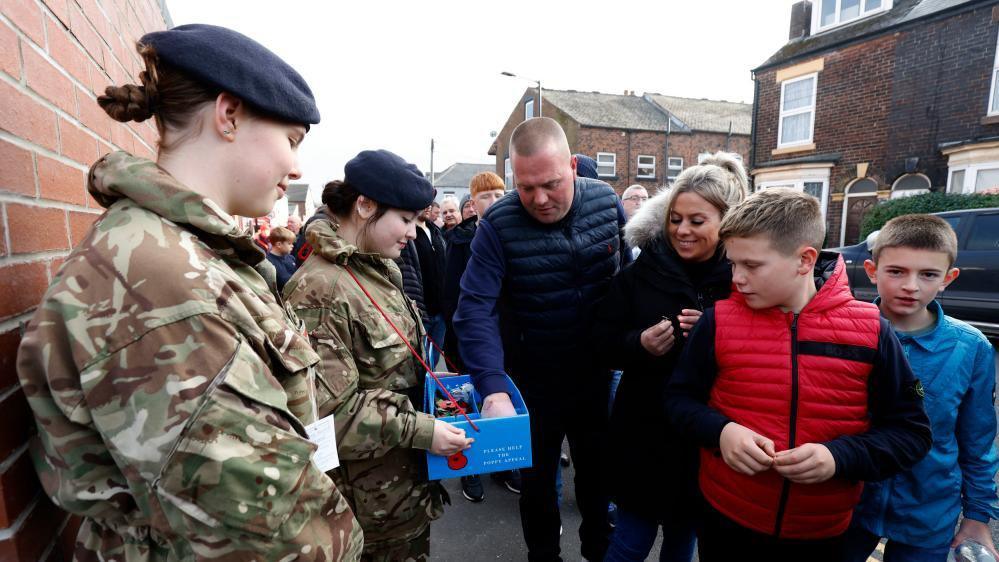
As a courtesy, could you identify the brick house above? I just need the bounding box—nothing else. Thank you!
[0,0,170,559]
[751,0,999,246]
[490,88,752,195]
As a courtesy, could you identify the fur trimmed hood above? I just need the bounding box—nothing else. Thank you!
[624,187,671,249]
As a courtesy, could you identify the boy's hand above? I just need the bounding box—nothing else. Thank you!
[951,518,999,560]
[640,319,675,356]
[773,443,836,484]
[677,309,703,338]
[719,423,776,475]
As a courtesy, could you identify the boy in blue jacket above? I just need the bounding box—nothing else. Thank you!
[844,214,999,561]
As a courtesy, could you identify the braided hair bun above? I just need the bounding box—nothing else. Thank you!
[97,45,159,123]
[97,82,154,122]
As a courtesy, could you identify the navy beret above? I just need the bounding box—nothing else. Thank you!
[344,150,435,211]
[141,24,320,128]
[574,154,599,179]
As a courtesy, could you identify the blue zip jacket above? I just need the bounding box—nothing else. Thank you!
[851,300,998,547]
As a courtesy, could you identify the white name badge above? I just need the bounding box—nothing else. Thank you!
[305,414,340,472]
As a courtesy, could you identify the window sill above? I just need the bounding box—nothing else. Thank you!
[636,176,656,180]
[981,114,999,125]
[598,175,619,181]
[772,143,816,156]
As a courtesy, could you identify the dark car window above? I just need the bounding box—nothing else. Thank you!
[967,214,999,251]
[943,216,962,231]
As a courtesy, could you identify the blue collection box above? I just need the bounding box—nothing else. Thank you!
[423,373,532,480]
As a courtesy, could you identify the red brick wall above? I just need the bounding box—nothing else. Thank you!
[575,128,750,195]
[0,0,167,559]
[754,34,897,245]
[493,91,751,196]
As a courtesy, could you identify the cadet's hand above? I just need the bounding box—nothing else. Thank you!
[430,420,473,456]
[640,319,675,356]
[481,392,516,418]
[677,309,703,338]
[951,518,999,560]
[719,423,776,475]
[773,443,836,484]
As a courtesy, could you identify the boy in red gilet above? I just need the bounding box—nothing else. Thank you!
[665,188,932,561]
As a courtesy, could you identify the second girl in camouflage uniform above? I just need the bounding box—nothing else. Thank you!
[285,150,473,561]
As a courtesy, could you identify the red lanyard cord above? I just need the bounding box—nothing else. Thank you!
[343,266,480,432]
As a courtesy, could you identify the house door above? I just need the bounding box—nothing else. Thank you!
[843,195,877,245]
[840,178,879,246]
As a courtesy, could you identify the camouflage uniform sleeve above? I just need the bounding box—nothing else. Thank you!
[308,311,435,460]
[80,314,361,560]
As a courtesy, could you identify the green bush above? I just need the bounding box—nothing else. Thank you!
[860,192,999,238]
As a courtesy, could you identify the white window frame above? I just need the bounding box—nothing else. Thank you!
[636,155,656,179]
[988,31,999,116]
[889,173,932,198]
[596,152,616,178]
[948,162,999,194]
[757,178,830,220]
[777,73,818,148]
[812,0,892,34]
[504,157,513,189]
[667,157,683,182]
[525,98,535,120]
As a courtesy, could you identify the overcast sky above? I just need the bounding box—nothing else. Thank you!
[167,0,799,194]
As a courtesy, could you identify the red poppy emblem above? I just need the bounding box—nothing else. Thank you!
[447,452,468,470]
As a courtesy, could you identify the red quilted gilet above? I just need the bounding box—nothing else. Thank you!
[699,255,880,539]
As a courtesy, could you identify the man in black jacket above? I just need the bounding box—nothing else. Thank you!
[442,170,508,503]
[415,203,448,367]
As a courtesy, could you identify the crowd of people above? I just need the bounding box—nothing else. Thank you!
[13,22,999,562]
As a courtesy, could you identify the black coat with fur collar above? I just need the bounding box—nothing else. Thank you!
[590,189,732,520]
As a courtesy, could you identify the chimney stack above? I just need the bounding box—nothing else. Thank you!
[789,1,812,40]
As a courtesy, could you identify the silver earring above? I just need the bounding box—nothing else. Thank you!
[223,129,231,135]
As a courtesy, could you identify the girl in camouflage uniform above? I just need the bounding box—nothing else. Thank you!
[285,150,474,562]
[16,25,363,561]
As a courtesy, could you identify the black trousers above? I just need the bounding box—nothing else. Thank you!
[517,378,611,562]
[697,501,846,562]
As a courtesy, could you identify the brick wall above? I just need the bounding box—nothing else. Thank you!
[753,3,999,245]
[575,128,750,195]
[494,90,751,196]
[0,0,167,559]
[886,7,999,185]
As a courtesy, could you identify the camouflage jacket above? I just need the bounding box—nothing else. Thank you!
[16,152,363,561]
[283,219,442,549]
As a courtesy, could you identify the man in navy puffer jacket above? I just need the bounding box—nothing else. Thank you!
[454,117,627,562]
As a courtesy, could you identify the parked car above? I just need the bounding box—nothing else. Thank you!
[827,207,999,339]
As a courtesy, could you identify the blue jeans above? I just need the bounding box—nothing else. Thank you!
[605,508,696,562]
[423,313,446,370]
[842,526,950,562]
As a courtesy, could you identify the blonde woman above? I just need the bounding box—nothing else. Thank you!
[590,153,748,562]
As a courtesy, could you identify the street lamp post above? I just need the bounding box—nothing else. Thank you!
[501,71,542,117]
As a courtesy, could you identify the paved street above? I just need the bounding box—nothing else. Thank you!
[432,349,999,561]
[431,441,609,561]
